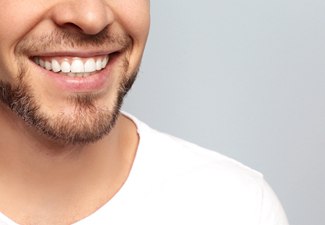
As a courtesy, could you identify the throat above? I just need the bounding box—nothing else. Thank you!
[0,114,139,225]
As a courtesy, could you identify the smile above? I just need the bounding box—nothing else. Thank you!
[33,55,110,77]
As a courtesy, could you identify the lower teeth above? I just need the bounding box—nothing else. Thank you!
[65,72,94,77]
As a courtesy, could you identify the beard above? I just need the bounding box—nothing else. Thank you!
[0,28,138,145]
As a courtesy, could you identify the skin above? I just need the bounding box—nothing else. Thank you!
[0,0,150,224]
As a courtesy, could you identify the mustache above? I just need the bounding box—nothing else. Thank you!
[15,27,131,54]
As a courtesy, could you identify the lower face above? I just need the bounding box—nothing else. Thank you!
[0,3,149,145]
[0,45,135,145]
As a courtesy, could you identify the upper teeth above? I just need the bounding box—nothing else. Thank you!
[34,56,109,76]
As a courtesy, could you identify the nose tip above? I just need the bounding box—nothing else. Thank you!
[50,0,114,35]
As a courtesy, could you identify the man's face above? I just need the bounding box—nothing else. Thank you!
[0,0,150,144]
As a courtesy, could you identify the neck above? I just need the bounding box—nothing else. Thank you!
[0,107,139,224]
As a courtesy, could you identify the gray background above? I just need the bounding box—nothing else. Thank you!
[123,0,325,224]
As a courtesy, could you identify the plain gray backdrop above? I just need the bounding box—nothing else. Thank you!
[123,0,325,224]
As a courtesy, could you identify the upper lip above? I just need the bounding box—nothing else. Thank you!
[30,50,118,58]
[27,44,126,58]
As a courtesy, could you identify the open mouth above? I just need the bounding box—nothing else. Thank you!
[32,55,110,78]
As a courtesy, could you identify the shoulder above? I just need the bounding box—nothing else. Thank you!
[125,113,289,225]
[133,114,263,184]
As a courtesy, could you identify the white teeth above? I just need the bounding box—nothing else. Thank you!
[51,59,61,72]
[101,57,108,69]
[34,55,110,76]
[84,58,96,73]
[45,61,52,71]
[61,61,70,73]
[71,59,84,73]
[39,59,45,67]
[96,59,102,71]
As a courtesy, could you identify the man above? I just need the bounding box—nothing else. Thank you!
[0,0,289,225]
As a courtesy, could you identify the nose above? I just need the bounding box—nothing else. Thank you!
[50,0,114,35]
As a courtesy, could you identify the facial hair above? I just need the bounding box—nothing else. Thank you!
[0,28,138,145]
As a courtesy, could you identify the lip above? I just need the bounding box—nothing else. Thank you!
[30,51,120,93]
[31,50,115,58]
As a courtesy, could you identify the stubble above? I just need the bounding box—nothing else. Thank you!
[0,28,138,145]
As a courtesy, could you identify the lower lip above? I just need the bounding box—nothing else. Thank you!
[34,56,116,93]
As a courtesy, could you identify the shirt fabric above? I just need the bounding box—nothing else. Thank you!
[0,113,289,225]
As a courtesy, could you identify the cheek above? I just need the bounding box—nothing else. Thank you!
[113,0,150,43]
[0,2,45,82]
[0,1,47,51]
[0,5,19,60]
[0,3,31,44]
[111,1,150,75]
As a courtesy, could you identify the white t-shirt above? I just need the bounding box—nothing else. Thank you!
[0,114,289,225]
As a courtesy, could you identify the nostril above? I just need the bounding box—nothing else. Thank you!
[50,1,114,36]
[60,22,84,33]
